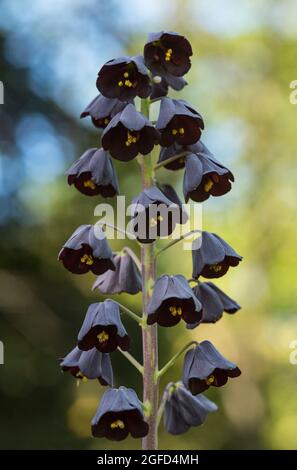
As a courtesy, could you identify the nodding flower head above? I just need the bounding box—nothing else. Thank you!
[80,94,128,129]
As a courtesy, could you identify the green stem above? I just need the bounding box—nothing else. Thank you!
[117,348,143,375]
[157,341,198,379]
[140,97,159,451]
[153,151,189,172]
[155,230,201,257]
[122,246,141,272]
[113,300,142,324]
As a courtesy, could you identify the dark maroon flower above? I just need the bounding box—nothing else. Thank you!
[147,275,202,327]
[102,103,159,161]
[91,386,148,441]
[191,282,241,324]
[92,249,142,295]
[60,346,113,386]
[163,382,217,435]
[150,75,187,100]
[183,341,241,395]
[156,98,204,147]
[80,94,128,129]
[131,186,186,243]
[96,55,151,101]
[78,300,130,353]
[192,231,242,279]
[66,148,119,197]
[58,224,115,275]
[144,31,192,77]
[183,153,234,203]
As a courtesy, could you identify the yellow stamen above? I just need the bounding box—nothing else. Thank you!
[125,131,138,147]
[123,72,129,78]
[104,118,109,125]
[206,374,215,385]
[179,128,185,135]
[76,371,88,382]
[97,330,109,343]
[150,215,163,227]
[204,178,214,193]
[118,81,123,87]
[165,48,172,61]
[80,254,94,265]
[83,179,96,190]
[124,79,133,87]
[210,264,222,273]
[169,306,183,317]
[110,420,125,429]
[171,129,178,135]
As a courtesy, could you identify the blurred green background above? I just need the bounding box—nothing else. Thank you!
[0,0,297,450]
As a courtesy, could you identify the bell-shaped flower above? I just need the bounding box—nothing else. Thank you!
[163,382,217,435]
[60,346,113,386]
[130,186,186,243]
[92,249,142,295]
[157,140,210,171]
[147,274,202,327]
[192,231,242,279]
[102,103,159,161]
[80,94,128,129]
[78,300,130,353]
[192,282,241,324]
[183,153,234,202]
[58,224,115,275]
[144,31,192,77]
[96,55,151,101]
[183,341,241,395]
[156,98,204,147]
[91,386,149,441]
[66,148,119,197]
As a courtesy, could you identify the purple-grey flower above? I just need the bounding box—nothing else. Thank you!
[58,224,115,275]
[66,148,119,197]
[92,250,142,295]
[80,94,128,129]
[183,341,241,395]
[163,382,217,435]
[102,103,159,161]
[157,140,210,171]
[96,55,151,101]
[183,153,234,203]
[156,98,204,147]
[192,282,241,324]
[78,300,130,353]
[192,231,242,279]
[144,31,192,77]
[60,346,113,386]
[91,386,149,441]
[147,275,202,327]
[131,186,186,243]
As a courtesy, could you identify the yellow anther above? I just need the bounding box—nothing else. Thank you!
[125,141,131,147]
[125,131,138,147]
[97,330,109,343]
[206,374,215,385]
[171,129,178,135]
[76,371,88,382]
[179,128,185,135]
[83,179,96,190]
[80,254,94,265]
[104,118,109,125]
[124,80,133,87]
[204,178,214,193]
[123,72,129,78]
[165,48,173,61]
[169,305,183,317]
[118,81,123,87]
[110,420,125,429]
[150,217,157,227]
[210,264,222,273]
